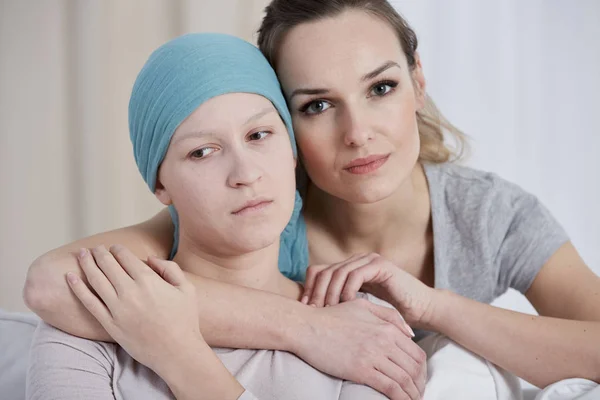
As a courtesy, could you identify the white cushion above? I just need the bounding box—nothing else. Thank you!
[0,309,39,400]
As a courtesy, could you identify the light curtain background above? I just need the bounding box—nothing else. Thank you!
[1,0,599,313]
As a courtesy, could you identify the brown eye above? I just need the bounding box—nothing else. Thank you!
[190,147,216,159]
[248,131,270,141]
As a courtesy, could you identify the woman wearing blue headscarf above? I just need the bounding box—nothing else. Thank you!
[25,33,403,400]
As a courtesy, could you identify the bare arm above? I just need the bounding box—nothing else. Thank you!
[23,208,316,349]
[22,211,417,398]
[425,242,600,388]
[23,209,174,340]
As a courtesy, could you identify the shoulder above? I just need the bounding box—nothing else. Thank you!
[424,162,539,228]
[30,321,116,364]
[425,162,529,200]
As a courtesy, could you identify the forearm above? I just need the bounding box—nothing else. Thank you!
[427,290,600,387]
[159,341,245,400]
[188,274,308,351]
[23,213,172,340]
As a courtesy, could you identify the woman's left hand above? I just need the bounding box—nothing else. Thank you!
[66,245,206,375]
[302,253,438,329]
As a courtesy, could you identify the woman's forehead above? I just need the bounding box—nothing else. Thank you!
[173,94,279,138]
[276,10,405,86]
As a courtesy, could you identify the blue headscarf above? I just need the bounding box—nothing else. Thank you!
[128,33,302,258]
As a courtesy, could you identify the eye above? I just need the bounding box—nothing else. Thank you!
[190,147,217,159]
[369,80,398,97]
[300,100,332,115]
[248,130,271,141]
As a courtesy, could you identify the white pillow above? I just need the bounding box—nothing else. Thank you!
[0,309,39,400]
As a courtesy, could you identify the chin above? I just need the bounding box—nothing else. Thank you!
[344,183,397,204]
[230,235,279,254]
[229,223,285,253]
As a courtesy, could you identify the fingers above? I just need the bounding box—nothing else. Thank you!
[340,264,380,302]
[416,365,427,398]
[147,256,187,287]
[109,244,153,281]
[387,347,424,398]
[377,358,421,400]
[85,246,133,295]
[364,370,411,400]
[305,253,371,307]
[396,335,427,367]
[367,301,415,339]
[302,264,328,305]
[303,254,367,302]
[325,255,379,306]
[66,272,114,330]
[78,248,118,307]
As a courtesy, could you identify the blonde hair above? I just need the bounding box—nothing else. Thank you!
[258,0,468,163]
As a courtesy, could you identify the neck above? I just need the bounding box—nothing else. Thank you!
[173,238,302,300]
[305,163,431,255]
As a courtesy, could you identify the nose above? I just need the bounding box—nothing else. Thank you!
[226,149,263,188]
[339,104,373,147]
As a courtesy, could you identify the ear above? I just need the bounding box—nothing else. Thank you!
[411,52,427,110]
[154,178,173,206]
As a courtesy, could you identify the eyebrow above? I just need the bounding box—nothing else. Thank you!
[244,107,277,125]
[361,61,401,81]
[172,107,277,144]
[289,88,329,100]
[289,61,401,100]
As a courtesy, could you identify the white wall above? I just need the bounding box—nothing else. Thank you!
[0,0,270,312]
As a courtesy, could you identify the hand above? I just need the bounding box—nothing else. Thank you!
[302,253,437,329]
[295,298,427,400]
[65,245,205,374]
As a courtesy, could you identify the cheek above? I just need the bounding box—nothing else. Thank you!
[383,90,421,147]
[387,104,421,167]
[294,122,336,175]
[167,167,219,214]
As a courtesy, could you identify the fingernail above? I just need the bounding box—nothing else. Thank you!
[66,272,79,284]
[406,323,415,338]
[78,248,87,259]
[310,303,317,308]
[301,296,308,304]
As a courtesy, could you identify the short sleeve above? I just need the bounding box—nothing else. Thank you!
[26,322,116,400]
[492,180,569,296]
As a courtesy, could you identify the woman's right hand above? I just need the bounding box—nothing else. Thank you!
[294,298,427,400]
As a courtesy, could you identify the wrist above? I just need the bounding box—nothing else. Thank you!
[154,337,210,381]
[420,289,456,331]
[285,303,318,356]
[159,339,244,400]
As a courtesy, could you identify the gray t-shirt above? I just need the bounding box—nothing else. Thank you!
[424,162,568,302]
[281,162,568,303]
